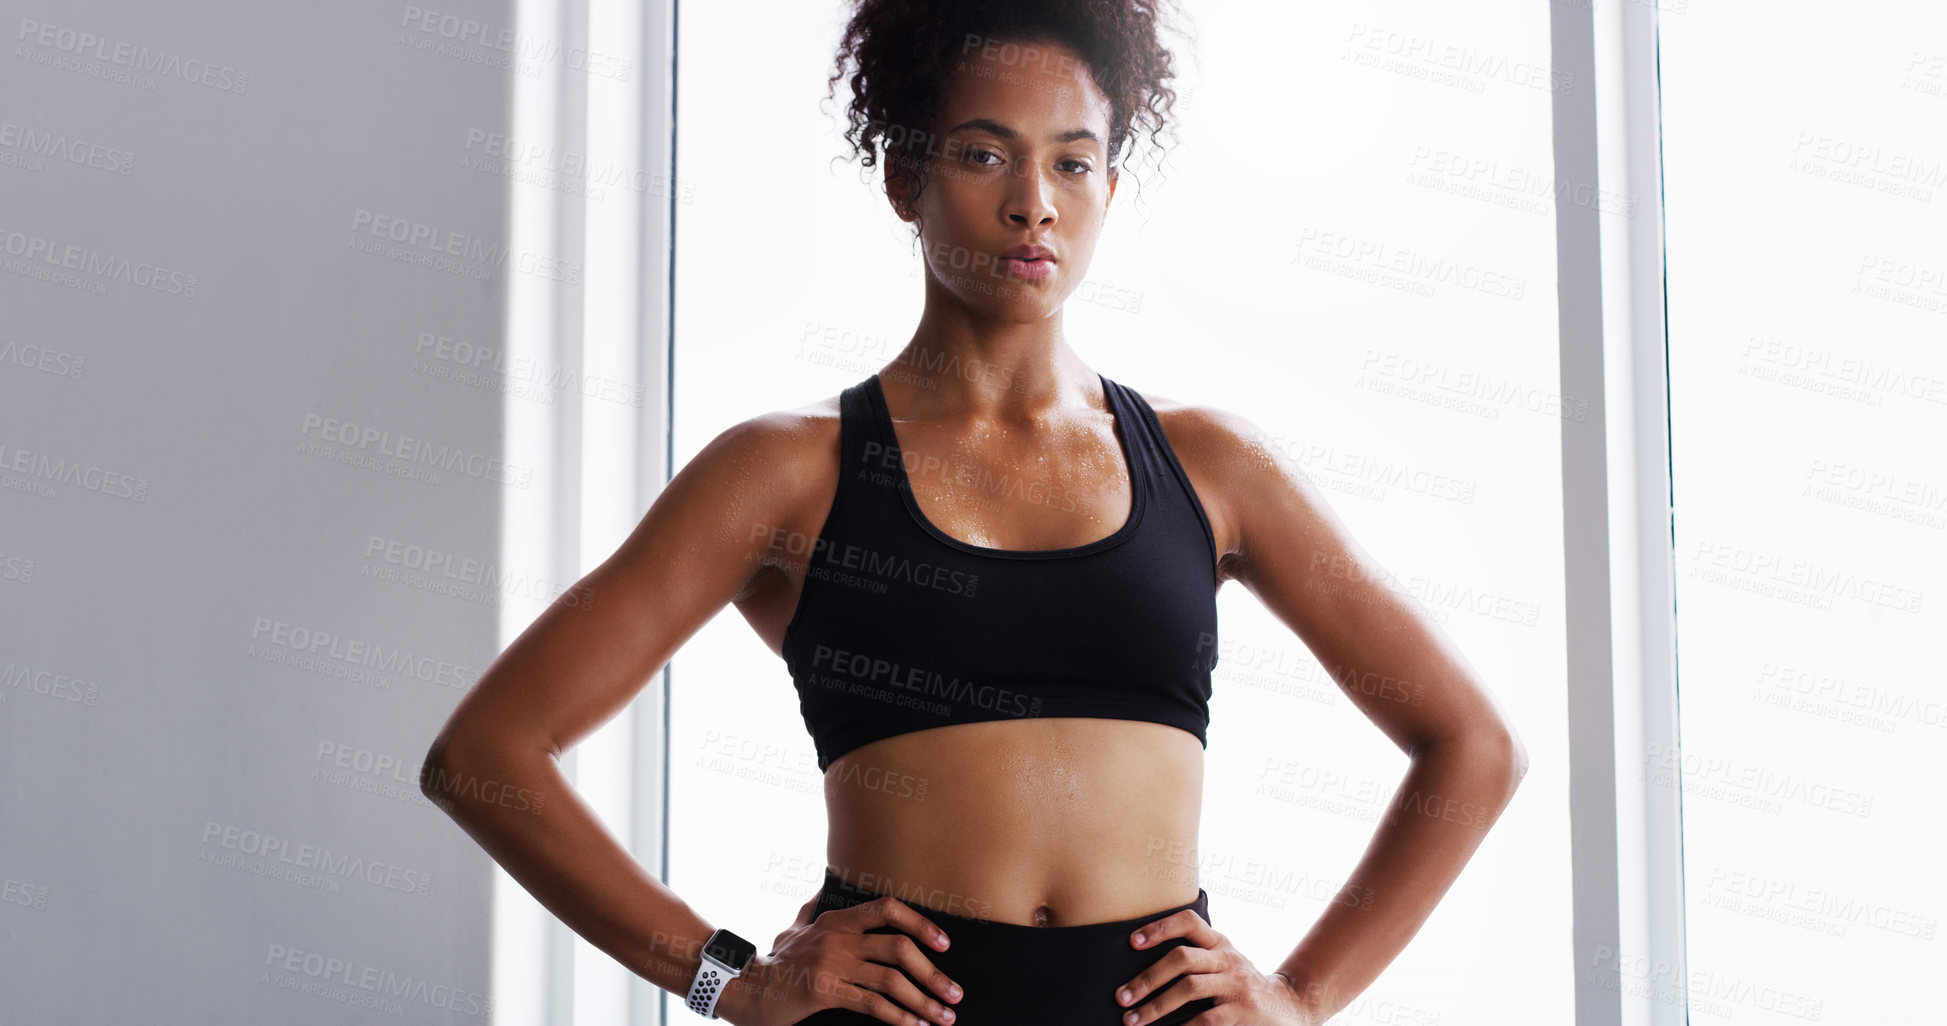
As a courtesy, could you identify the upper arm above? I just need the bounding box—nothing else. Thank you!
[425,411,809,765]
[1199,407,1527,765]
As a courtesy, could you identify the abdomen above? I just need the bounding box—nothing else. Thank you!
[820,716,1205,927]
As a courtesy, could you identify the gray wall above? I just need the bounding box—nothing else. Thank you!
[3,3,521,1022]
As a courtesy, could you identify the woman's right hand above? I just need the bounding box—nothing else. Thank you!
[720,893,965,1026]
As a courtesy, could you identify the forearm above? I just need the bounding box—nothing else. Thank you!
[421,739,721,999]
[1271,732,1525,1021]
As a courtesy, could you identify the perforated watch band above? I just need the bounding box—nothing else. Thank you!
[685,953,734,1019]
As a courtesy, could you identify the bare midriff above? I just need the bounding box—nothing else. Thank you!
[821,716,1204,928]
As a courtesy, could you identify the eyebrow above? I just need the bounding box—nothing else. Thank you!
[945,117,1100,146]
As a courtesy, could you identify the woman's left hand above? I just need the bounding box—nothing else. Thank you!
[1113,908,1322,1026]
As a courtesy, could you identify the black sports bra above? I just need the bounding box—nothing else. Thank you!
[780,371,1221,772]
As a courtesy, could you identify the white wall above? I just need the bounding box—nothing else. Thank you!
[2,3,527,1021]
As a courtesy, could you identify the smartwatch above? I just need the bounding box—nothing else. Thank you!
[685,927,757,1020]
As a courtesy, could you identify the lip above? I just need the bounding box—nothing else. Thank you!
[998,256,1055,280]
[1001,244,1055,262]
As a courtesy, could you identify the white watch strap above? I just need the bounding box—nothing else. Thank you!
[685,949,737,1019]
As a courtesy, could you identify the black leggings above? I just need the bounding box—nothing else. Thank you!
[790,867,1217,1026]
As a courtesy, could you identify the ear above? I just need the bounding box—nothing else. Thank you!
[1106,165,1118,207]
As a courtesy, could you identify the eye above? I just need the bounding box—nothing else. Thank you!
[1060,159,1094,175]
[964,147,1004,167]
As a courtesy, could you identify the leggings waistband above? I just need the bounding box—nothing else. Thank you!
[813,866,1211,936]
[799,868,1217,1025]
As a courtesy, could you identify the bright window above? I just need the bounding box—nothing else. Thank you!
[1662,7,1947,1022]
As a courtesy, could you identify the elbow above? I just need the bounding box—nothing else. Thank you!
[1494,722,1530,796]
[419,723,554,818]
[1414,720,1529,778]
[418,734,456,802]
[418,727,488,804]
[1423,722,1528,799]
[1496,714,1530,778]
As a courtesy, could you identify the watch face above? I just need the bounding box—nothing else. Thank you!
[706,929,757,971]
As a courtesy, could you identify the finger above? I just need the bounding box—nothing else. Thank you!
[1128,907,1214,951]
[831,972,942,1026]
[1122,965,1216,1026]
[849,895,952,953]
[1114,942,1200,1012]
[860,931,964,1008]
[857,955,959,1025]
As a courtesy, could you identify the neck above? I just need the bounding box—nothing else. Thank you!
[886,294,1094,420]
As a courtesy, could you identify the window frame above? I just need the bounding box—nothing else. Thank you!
[1553,3,1688,1025]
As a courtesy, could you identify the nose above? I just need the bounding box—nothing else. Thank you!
[1002,157,1057,227]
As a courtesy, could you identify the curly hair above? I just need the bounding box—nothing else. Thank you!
[823,0,1190,233]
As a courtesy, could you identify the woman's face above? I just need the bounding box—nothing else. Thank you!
[896,36,1118,320]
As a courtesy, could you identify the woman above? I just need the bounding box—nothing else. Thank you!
[421,2,1529,1024]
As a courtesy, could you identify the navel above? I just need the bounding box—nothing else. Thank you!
[1032,903,1053,927]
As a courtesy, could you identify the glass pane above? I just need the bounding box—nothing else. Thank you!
[670,2,1569,1021]
[1662,7,1947,1024]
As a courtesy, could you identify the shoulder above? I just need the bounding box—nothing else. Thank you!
[675,391,846,585]
[1121,384,1282,464]
[1125,383,1375,598]
[682,390,848,520]
[690,389,843,471]
[1116,383,1305,579]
